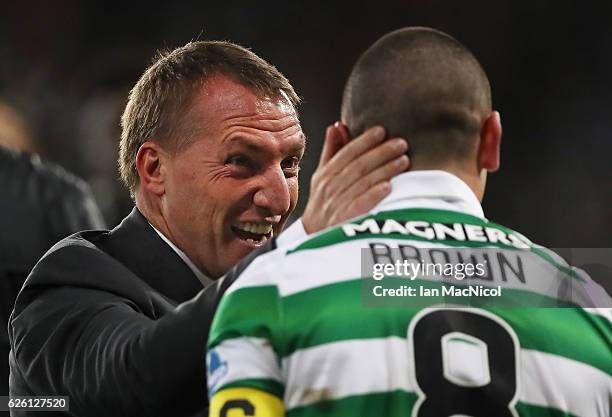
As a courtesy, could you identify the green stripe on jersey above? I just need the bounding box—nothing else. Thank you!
[216,378,284,399]
[209,285,281,349]
[287,208,582,281]
[515,402,577,417]
[286,391,576,417]
[210,280,612,375]
[284,279,611,375]
[286,390,417,417]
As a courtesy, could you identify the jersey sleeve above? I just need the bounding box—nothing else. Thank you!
[207,262,285,416]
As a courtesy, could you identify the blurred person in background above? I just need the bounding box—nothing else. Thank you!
[0,100,105,406]
[0,102,38,154]
[207,27,611,417]
[8,41,408,417]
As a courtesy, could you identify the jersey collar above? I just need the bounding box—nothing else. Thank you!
[374,170,485,219]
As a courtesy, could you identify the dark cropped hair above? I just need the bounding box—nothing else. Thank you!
[342,27,491,166]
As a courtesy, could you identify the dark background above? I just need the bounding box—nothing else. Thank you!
[1,0,610,247]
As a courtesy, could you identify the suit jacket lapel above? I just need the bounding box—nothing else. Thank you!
[107,207,203,304]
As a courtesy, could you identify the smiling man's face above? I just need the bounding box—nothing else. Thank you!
[160,75,305,278]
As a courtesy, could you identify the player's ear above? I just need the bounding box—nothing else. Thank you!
[333,121,352,145]
[477,111,502,172]
[318,121,353,165]
[135,141,167,196]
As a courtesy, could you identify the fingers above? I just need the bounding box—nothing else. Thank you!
[337,182,393,222]
[324,125,387,175]
[336,138,408,194]
[351,154,409,196]
[302,123,409,234]
[333,154,408,216]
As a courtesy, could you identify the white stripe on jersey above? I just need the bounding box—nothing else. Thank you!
[207,337,282,395]
[583,308,612,321]
[282,337,413,408]
[520,349,611,417]
[279,337,612,416]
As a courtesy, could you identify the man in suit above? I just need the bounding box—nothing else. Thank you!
[8,41,408,416]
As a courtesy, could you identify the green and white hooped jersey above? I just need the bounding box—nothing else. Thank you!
[207,207,612,417]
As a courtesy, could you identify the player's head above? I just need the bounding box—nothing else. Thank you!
[119,41,304,278]
[341,27,501,200]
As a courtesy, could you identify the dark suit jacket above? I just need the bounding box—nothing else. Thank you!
[8,208,252,417]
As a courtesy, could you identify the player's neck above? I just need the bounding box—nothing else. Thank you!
[408,161,484,202]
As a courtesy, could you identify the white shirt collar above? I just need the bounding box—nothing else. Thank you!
[374,170,485,219]
[148,223,212,287]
